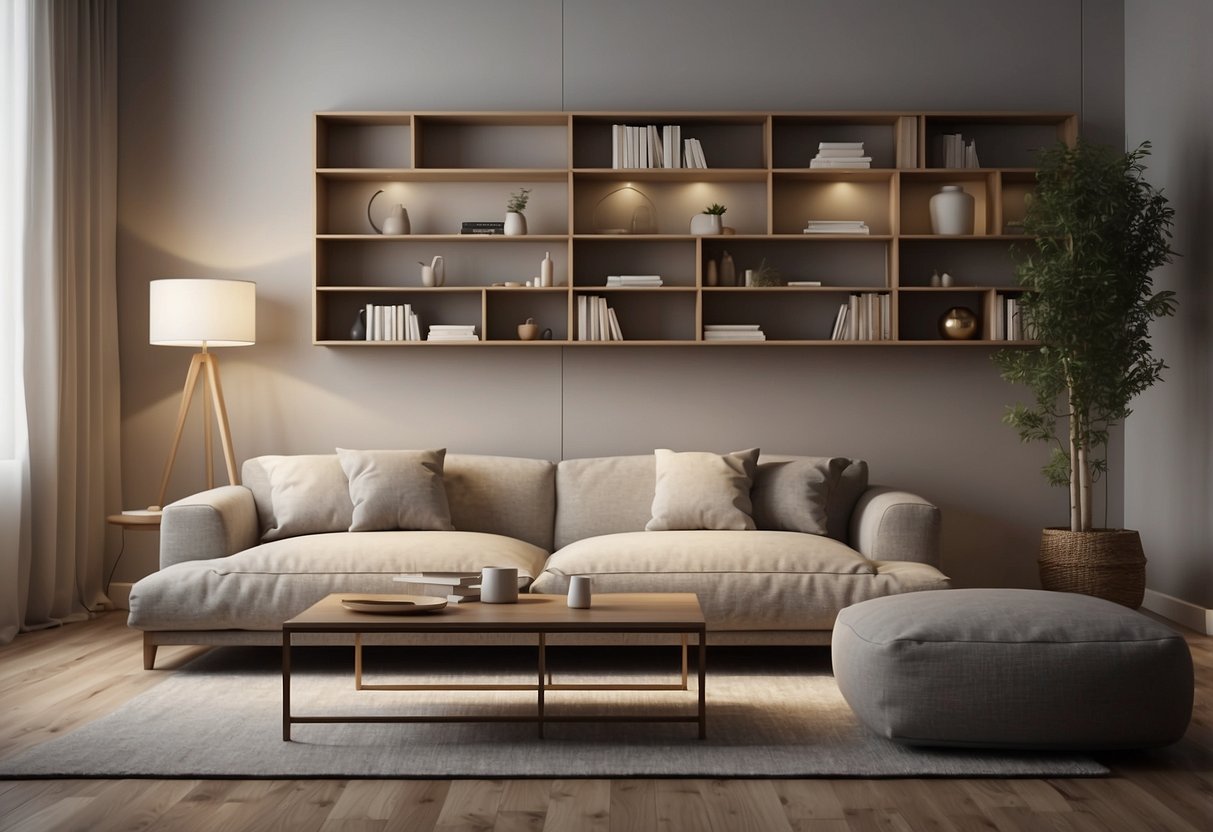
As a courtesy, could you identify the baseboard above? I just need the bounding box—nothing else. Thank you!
[1142,588,1213,635]
[109,582,133,611]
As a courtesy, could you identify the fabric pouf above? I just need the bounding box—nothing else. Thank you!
[831,588,1193,749]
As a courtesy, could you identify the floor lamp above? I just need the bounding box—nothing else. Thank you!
[147,278,256,512]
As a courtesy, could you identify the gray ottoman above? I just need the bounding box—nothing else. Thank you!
[832,588,1193,749]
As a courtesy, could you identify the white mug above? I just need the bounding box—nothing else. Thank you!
[567,575,592,609]
[481,566,519,604]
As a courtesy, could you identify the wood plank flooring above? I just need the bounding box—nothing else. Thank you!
[0,612,1209,831]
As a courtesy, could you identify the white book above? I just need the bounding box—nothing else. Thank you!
[577,295,588,340]
[662,126,672,168]
[599,297,611,340]
[608,307,624,341]
[704,324,762,331]
[830,303,848,341]
[810,159,872,168]
[364,303,374,341]
[819,141,865,150]
[995,294,1006,340]
[394,572,480,587]
[611,124,620,168]
[648,125,661,167]
[374,305,385,341]
[694,139,707,168]
[787,281,822,287]
[673,126,681,168]
[881,293,891,340]
[805,220,868,228]
[639,126,648,168]
[429,324,477,332]
[704,331,767,340]
[815,148,867,158]
[804,226,870,235]
[683,139,694,168]
[590,296,601,341]
[848,294,861,341]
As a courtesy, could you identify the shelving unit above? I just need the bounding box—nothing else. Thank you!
[314,110,1075,346]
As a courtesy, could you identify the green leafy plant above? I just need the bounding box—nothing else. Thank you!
[506,188,531,213]
[703,203,727,216]
[995,140,1176,532]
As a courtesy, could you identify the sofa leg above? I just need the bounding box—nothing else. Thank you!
[143,635,158,670]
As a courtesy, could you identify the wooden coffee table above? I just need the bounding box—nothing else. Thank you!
[282,592,706,741]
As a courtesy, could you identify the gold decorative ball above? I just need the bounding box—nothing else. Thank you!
[939,306,979,340]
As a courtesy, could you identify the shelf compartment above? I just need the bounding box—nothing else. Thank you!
[316,114,410,169]
[316,238,568,288]
[898,237,1025,288]
[898,171,996,236]
[316,289,484,344]
[701,238,890,290]
[571,114,768,169]
[771,174,894,235]
[573,290,696,342]
[702,289,866,342]
[413,114,568,169]
[317,179,568,236]
[922,113,1075,169]
[897,290,988,342]
[572,238,697,288]
[572,179,766,235]
[770,114,901,169]
[485,289,570,342]
[999,170,1037,235]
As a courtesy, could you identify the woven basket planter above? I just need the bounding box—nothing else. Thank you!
[1038,528,1146,608]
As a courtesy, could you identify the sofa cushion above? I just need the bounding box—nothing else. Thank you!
[645,448,759,531]
[530,530,950,631]
[337,448,454,532]
[259,455,353,541]
[751,456,845,536]
[128,531,548,631]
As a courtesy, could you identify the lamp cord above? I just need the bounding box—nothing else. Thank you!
[76,531,127,616]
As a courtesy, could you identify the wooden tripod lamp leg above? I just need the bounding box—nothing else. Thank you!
[151,353,205,511]
[202,352,241,488]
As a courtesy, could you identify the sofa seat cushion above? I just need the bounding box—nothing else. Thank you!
[128,531,548,631]
[529,531,949,631]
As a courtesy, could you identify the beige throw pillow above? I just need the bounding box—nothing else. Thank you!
[261,455,354,541]
[645,448,759,531]
[337,448,455,532]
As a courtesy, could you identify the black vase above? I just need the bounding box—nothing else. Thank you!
[350,309,367,340]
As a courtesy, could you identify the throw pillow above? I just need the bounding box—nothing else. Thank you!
[645,448,759,531]
[751,456,851,536]
[261,455,354,541]
[337,448,455,532]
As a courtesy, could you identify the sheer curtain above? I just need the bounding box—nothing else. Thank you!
[0,0,121,645]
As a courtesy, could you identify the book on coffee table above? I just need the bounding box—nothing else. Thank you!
[395,572,481,602]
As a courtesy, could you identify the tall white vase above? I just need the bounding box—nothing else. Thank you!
[929,185,975,235]
[504,211,527,236]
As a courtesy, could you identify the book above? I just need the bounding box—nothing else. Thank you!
[461,221,505,230]
[830,303,848,340]
[810,159,872,169]
[577,295,588,340]
[818,141,864,150]
[896,115,917,169]
[787,281,822,287]
[608,307,624,341]
[704,331,766,340]
[445,593,480,604]
[705,324,761,331]
[394,572,480,587]
[815,148,868,158]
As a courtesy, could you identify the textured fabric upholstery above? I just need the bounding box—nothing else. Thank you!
[159,486,260,569]
[849,487,941,567]
[832,589,1194,749]
[530,530,949,631]
[645,448,759,531]
[131,531,548,631]
[337,447,454,532]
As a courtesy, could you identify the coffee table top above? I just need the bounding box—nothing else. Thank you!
[285,592,704,634]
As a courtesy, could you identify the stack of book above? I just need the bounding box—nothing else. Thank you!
[995,293,1031,340]
[460,221,504,235]
[610,124,706,169]
[704,324,766,342]
[426,324,478,342]
[363,303,421,341]
[938,133,980,168]
[393,572,481,603]
[804,220,870,235]
[577,295,624,340]
[682,138,707,168]
[810,141,871,169]
[830,293,891,341]
[605,275,663,287]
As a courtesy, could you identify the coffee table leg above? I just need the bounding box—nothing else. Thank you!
[698,630,706,740]
[354,633,363,690]
[282,630,292,742]
[537,633,546,739]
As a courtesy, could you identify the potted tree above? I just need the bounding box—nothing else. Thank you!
[995,140,1176,607]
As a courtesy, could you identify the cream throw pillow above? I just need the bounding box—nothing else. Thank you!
[645,448,760,531]
[337,448,455,532]
[261,455,354,541]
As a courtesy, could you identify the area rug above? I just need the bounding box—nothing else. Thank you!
[0,646,1107,779]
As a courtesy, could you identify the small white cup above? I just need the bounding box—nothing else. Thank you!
[567,575,592,609]
[481,567,519,604]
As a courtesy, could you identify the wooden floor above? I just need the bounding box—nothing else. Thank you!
[0,613,1209,832]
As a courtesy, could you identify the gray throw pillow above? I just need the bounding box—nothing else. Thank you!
[337,448,455,532]
[261,455,354,541]
[751,456,852,536]
[645,448,759,531]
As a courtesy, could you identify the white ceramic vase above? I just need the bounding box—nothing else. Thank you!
[504,211,527,236]
[567,575,592,609]
[381,204,410,236]
[690,214,722,235]
[929,185,975,235]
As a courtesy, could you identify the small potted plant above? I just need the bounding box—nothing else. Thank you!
[690,203,726,236]
[505,187,531,236]
[995,140,1176,607]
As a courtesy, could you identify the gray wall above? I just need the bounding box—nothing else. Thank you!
[114,0,1124,587]
[1124,0,1213,609]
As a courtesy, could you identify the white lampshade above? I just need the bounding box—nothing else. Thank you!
[149,278,256,347]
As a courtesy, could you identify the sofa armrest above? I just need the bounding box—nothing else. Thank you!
[849,486,941,567]
[160,485,260,569]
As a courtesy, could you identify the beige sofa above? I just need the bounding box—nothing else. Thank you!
[128,452,948,668]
